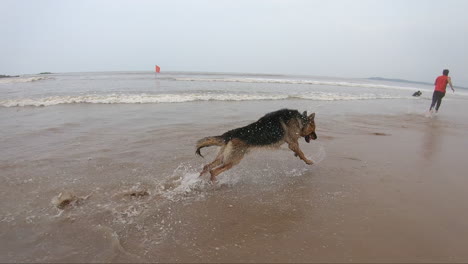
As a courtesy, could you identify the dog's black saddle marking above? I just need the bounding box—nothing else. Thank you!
[221,109,302,145]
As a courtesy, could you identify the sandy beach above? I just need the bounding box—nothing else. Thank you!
[1,92,468,262]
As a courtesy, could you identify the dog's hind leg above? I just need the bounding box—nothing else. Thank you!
[200,155,223,176]
[209,139,247,181]
[209,162,234,181]
[199,146,226,176]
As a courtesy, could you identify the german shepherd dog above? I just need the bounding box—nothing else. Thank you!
[196,109,317,181]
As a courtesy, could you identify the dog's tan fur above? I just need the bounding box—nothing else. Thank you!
[196,109,317,181]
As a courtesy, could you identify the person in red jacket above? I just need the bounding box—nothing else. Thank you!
[429,69,455,113]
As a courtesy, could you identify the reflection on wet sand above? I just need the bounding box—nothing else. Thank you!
[422,118,443,162]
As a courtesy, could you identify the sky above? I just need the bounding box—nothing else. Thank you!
[1,0,467,86]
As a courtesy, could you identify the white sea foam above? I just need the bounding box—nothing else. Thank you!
[0,92,406,107]
[0,76,51,84]
[174,77,421,91]
[159,164,209,201]
[308,144,327,164]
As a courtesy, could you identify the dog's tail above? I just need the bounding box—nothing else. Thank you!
[196,136,225,158]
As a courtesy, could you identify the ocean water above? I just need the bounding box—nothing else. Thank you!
[1,71,468,262]
[0,71,444,106]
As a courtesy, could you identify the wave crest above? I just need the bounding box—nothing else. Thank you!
[0,92,404,107]
[0,76,51,84]
[174,77,419,91]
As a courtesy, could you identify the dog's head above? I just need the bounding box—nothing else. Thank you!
[301,111,317,143]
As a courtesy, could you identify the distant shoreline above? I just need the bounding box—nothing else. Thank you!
[1,72,52,78]
[0,74,20,78]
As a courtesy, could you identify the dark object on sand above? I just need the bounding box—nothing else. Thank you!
[51,191,91,209]
[412,90,422,97]
[124,190,150,198]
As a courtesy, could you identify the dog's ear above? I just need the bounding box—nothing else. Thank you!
[302,111,307,117]
[308,112,315,121]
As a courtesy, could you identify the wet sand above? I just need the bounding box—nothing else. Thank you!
[1,100,468,262]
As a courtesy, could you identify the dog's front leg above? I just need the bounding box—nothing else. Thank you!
[288,142,313,165]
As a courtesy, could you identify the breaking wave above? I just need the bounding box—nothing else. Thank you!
[0,76,51,84]
[173,77,420,91]
[0,92,406,107]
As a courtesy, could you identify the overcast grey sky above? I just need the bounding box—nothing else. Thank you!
[1,0,467,85]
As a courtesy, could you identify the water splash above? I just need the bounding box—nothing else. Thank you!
[159,163,210,201]
[308,143,327,164]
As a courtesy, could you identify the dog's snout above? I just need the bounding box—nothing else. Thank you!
[311,132,317,140]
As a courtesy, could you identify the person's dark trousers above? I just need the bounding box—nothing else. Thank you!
[430,91,446,111]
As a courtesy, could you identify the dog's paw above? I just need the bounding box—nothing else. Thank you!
[305,159,314,165]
